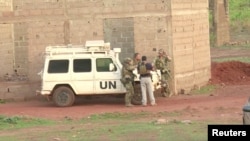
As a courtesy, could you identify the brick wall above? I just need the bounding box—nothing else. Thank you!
[134,16,170,62]
[0,0,172,81]
[0,0,12,11]
[0,0,13,80]
[0,0,211,99]
[171,0,211,94]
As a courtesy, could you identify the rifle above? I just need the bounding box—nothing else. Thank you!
[160,67,171,80]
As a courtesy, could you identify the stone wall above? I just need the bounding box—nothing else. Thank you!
[0,0,211,100]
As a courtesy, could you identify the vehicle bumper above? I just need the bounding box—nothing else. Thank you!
[36,90,51,95]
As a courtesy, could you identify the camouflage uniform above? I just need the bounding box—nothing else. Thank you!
[154,49,172,97]
[121,58,137,107]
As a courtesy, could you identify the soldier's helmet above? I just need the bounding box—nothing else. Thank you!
[124,57,132,64]
[158,49,164,54]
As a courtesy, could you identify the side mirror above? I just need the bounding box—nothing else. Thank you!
[109,63,115,71]
[37,70,43,76]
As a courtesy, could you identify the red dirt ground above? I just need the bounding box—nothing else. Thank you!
[0,60,250,122]
[210,61,250,85]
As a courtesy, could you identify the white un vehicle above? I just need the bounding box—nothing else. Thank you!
[37,40,161,107]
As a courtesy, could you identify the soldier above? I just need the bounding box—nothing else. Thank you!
[120,58,137,107]
[139,56,156,106]
[154,49,172,97]
[133,53,141,66]
[132,52,141,86]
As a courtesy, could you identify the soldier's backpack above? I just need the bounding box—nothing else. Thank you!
[138,62,147,75]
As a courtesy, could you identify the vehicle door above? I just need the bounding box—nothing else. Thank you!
[43,59,72,91]
[71,58,94,94]
[94,57,125,94]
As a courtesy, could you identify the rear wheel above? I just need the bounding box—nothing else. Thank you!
[52,86,75,107]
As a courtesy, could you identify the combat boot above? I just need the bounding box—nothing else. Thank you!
[125,103,134,107]
[162,92,167,97]
[168,92,173,97]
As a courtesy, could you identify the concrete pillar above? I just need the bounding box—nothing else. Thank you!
[213,0,230,46]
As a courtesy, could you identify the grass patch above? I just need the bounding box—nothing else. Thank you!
[157,111,183,117]
[229,0,250,24]
[84,111,150,121]
[0,99,5,104]
[212,57,250,63]
[219,43,250,49]
[0,112,240,141]
[0,115,55,130]
[42,119,207,141]
[190,84,217,95]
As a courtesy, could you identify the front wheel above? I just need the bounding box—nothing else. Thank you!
[52,86,75,107]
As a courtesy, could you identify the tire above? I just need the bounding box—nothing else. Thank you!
[243,111,250,125]
[52,86,75,107]
[132,83,142,105]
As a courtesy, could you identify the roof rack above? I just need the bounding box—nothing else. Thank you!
[85,40,110,51]
[45,40,111,56]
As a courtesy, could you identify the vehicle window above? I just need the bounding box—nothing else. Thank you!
[48,60,69,73]
[96,58,117,72]
[73,59,91,72]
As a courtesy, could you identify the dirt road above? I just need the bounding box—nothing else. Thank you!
[0,84,249,122]
[0,48,250,122]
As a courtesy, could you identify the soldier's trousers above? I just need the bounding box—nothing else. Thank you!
[124,82,134,105]
[161,73,170,96]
